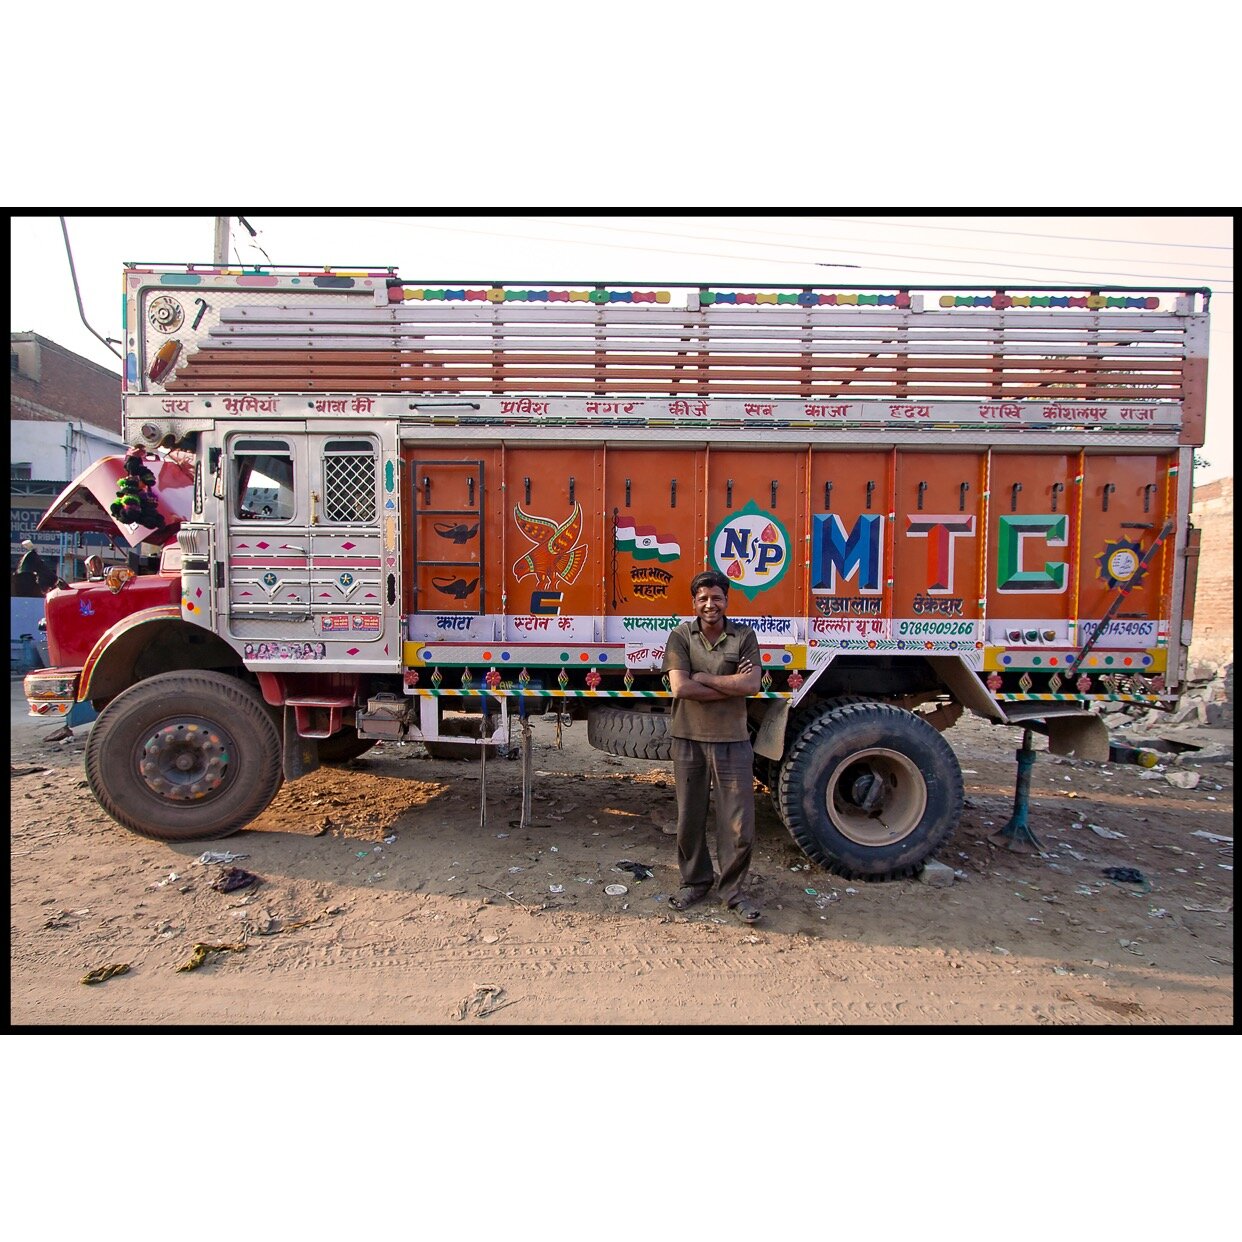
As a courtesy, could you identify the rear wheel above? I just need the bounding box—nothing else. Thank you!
[85,671,283,842]
[316,727,377,764]
[775,700,962,879]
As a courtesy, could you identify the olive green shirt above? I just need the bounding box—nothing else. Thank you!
[662,618,760,742]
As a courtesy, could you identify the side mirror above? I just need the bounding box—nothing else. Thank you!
[85,554,105,579]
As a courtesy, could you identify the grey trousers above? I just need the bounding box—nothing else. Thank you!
[672,737,756,907]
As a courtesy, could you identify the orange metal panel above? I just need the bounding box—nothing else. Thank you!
[985,453,1078,624]
[703,448,806,617]
[407,456,493,614]
[892,452,986,618]
[806,451,893,611]
[1076,454,1172,623]
[501,447,604,616]
[602,448,703,613]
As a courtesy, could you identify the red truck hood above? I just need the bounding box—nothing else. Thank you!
[36,453,194,548]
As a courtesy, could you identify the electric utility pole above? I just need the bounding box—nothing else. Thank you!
[213,216,230,265]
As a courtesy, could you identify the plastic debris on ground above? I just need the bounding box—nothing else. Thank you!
[604,883,628,896]
[615,860,654,880]
[1088,824,1126,839]
[1102,866,1147,885]
[1164,770,1201,789]
[210,867,263,893]
[194,850,249,866]
[1190,830,1232,846]
[452,985,519,1020]
[80,962,130,985]
[549,884,564,894]
[177,942,247,972]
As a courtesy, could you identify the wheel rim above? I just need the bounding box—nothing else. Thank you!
[824,747,927,846]
[138,718,235,802]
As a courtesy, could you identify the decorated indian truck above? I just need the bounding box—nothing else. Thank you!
[25,266,1210,879]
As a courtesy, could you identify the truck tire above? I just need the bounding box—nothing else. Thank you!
[317,727,377,764]
[84,670,284,842]
[755,694,871,792]
[587,706,672,761]
[775,700,962,880]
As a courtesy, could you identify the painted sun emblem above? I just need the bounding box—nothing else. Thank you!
[1095,537,1147,589]
[511,502,588,588]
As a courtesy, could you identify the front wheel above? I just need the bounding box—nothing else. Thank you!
[775,701,963,880]
[85,671,284,842]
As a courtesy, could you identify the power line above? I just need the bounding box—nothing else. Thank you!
[821,215,1233,251]
[545,216,1234,273]
[376,217,1229,290]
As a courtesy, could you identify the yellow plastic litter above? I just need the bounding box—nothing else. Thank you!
[81,963,130,985]
[177,942,247,972]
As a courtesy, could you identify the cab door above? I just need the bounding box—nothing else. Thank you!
[224,429,313,642]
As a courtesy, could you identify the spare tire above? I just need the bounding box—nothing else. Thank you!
[587,706,672,761]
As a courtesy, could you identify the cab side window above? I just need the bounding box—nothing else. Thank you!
[233,441,295,521]
[322,439,377,524]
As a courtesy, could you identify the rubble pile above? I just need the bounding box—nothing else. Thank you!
[1096,661,1233,736]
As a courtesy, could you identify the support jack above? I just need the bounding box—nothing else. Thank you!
[989,727,1046,853]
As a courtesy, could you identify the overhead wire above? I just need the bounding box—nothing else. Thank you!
[544,216,1234,273]
[373,216,1230,289]
[819,216,1234,250]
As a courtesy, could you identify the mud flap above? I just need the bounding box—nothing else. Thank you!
[752,699,790,761]
[1045,713,1109,763]
[283,707,322,781]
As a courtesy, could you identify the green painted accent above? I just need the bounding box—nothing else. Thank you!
[997,514,1068,592]
[777,292,798,304]
[385,460,395,492]
[709,500,791,602]
[159,274,203,285]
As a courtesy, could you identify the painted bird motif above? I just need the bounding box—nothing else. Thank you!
[511,502,588,588]
[433,521,479,544]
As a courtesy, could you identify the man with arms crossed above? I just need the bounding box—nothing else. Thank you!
[661,570,763,923]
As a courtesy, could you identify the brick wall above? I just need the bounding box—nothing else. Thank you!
[1188,477,1233,669]
[10,334,121,434]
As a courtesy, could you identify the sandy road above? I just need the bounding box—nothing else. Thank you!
[10,682,1234,1026]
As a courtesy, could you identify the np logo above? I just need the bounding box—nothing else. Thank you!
[709,502,789,600]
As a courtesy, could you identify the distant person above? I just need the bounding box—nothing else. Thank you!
[16,539,58,594]
[660,569,763,923]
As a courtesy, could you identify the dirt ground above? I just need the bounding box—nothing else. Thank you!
[10,680,1234,1027]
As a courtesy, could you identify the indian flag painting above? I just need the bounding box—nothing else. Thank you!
[615,515,681,563]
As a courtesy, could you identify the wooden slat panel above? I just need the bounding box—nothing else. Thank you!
[183,348,1185,375]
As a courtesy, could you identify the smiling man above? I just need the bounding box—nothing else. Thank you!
[660,569,763,923]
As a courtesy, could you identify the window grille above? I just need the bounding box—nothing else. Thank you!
[323,441,377,524]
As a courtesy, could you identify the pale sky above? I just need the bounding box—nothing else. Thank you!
[9,213,1233,483]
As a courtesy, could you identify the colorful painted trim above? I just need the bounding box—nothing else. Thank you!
[407,688,794,699]
[939,294,1160,310]
[700,291,913,307]
[393,287,672,304]
[996,693,1171,704]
